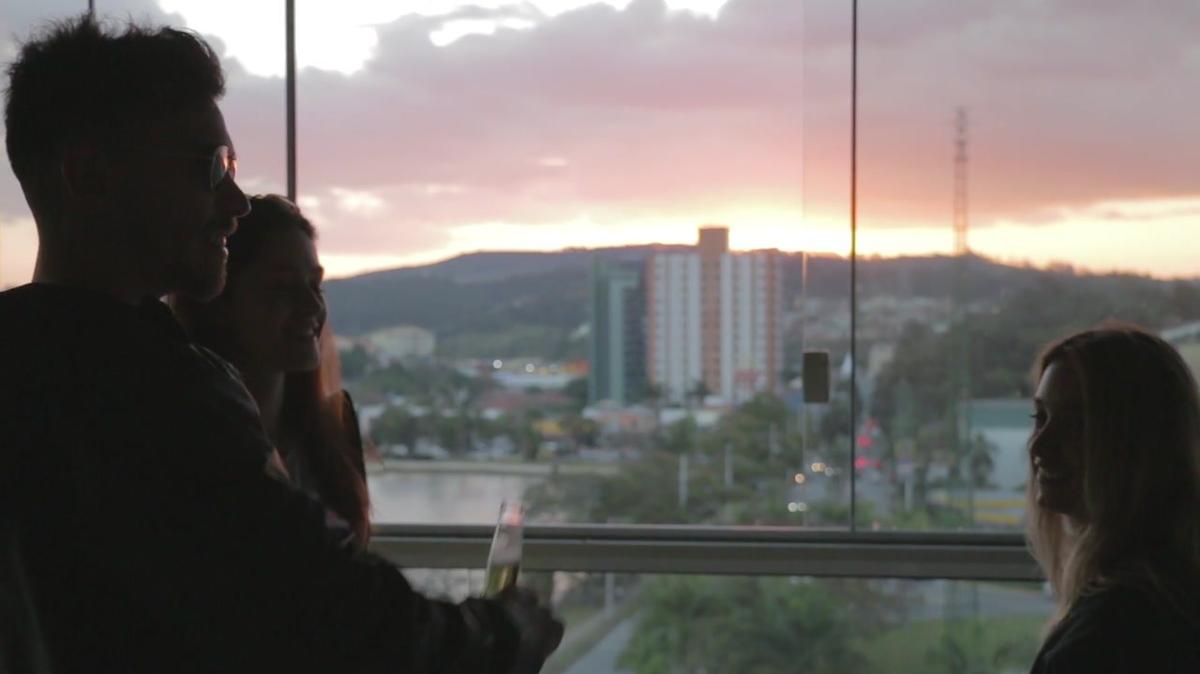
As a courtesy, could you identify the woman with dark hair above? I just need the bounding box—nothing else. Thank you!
[173,194,371,547]
[1026,324,1200,672]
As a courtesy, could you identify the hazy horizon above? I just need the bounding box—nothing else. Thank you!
[319,239,1200,284]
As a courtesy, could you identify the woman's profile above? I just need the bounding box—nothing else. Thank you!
[1027,324,1200,672]
[173,194,371,547]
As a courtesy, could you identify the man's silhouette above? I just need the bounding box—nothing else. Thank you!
[0,16,560,674]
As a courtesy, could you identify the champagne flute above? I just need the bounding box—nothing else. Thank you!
[484,500,524,597]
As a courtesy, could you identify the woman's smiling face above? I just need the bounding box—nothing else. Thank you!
[1029,361,1087,521]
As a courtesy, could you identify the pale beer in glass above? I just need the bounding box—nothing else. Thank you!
[484,500,524,597]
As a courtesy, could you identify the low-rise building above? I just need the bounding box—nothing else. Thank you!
[361,325,436,364]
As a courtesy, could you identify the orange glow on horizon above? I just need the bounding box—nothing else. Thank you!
[3,197,1199,288]
[317,197,1200,281]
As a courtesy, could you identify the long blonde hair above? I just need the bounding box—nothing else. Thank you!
[1026,324,1200,631]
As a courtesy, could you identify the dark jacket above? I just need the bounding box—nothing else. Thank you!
[0,283,518,674]
[1030,583,1200,673]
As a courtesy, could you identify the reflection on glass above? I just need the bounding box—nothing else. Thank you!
[301,1,1196,532]
[405,569,1053,674]
[313,2,844,527]
[9,1,1191,533]
[856,0,1200,532]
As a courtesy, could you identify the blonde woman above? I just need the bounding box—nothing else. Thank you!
[1027,324,1200,672]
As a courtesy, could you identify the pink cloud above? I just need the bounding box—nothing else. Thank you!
[3,0,1198,270]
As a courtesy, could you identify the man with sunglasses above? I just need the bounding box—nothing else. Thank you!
[0,15,561,674]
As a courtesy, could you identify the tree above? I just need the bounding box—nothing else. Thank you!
[657,417,699,456]
[687,379,710,410]
[619,576,869,674]
[430,412,476,456]
[564,377,589,412]
[719,394,790,465]
[358,362,415,399]
[337,344,373,381]
[886,377,917,484]
[562,414,599,449]
[526,450,699,524]
[512,410,544,461]
[525,395,809,526]
[370,406,422,452]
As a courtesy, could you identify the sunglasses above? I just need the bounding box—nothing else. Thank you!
[206,145,237,190]
[159,145,237,190]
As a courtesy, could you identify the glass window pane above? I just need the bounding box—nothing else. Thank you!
[403,569,1054,674]
[0,2,287,288]
[857,1,1200,531]
[154,0,288,193]
[292,2,852,526]
[1,3,89,289]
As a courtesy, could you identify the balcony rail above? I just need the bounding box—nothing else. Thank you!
[370,524,1042,581]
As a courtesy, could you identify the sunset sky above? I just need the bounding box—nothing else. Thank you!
[2,0,1198,286]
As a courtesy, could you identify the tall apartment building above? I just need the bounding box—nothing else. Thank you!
[646,226,782,405]
[588,259,646,405]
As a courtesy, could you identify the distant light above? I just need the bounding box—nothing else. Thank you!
[493,359,503,369]
[787,501,808,513]
[524,364,536,373]
[787,502,798,513]
[793,473,806,485]
[811,462,826,473]
[824,467,836,477]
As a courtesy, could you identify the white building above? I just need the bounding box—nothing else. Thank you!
[361,325,436,364]
[646,227,783,405]
[646,252,703,405]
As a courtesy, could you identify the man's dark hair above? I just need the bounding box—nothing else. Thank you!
[4,15,224,197]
